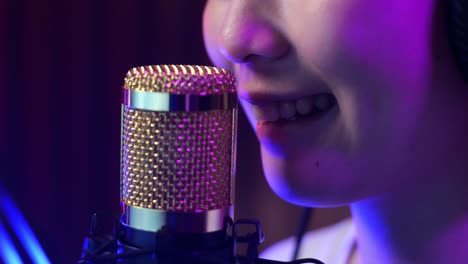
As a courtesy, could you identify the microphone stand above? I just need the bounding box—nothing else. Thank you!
[78,213,325,264]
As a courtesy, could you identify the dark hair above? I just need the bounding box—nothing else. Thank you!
[447,0,468,80]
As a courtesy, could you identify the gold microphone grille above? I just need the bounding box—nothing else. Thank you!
[124,65,236,94]
[121,108,233,211]
[121,65,237,213]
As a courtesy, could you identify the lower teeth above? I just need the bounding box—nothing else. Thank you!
[280,110,320,121]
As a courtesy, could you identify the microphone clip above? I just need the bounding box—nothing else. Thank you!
[78,212,325,264]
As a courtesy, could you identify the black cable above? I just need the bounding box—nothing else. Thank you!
[257,257,324,264]
[291,207,314,261]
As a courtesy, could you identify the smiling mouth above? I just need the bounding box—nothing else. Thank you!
[249,93,336,123]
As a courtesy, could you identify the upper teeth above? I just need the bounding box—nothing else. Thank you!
[280,101,296,120]
[296,97,314,115]
[251,94,334,122]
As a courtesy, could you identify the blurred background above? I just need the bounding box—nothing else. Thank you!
[0,0,349,263]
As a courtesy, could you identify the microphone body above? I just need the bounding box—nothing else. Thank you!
[79,65,324,264]
[82,65,239,263]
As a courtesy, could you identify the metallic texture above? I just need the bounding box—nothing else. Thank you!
[123,90,237,112]
[121,107,236,211]
[121,65,237,216]
[122,204,233,233]
[124,65,236,94]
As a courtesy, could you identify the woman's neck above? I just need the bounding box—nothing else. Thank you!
[350,173,468,263]
[346,67,468,263]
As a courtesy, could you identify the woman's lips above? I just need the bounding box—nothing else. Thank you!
[251,95,338,155]
[251,93,335,122]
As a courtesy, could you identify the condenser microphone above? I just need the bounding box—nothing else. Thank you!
[79,65,325,264]
[120,64,237,259]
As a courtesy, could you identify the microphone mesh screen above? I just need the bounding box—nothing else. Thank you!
[121,106,234,212]
[124,65,235,94]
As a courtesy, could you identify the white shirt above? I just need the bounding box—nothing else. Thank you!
[260,218,355,264]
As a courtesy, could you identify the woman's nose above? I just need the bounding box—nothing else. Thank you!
[217,4,290,64]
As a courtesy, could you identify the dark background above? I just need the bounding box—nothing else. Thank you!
[0,1,349,263]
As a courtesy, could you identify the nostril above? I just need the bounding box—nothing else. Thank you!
[218,31,249,64]
[218,19,290,64]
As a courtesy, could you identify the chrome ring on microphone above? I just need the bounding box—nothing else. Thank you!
[121,204,234,233]
[123,89,237,112]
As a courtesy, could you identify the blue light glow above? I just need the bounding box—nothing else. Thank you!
[0,218,23,264]
[0,186,51,264]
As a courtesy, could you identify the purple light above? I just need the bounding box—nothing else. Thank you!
[0,185,50,264]
[0,219,22,264]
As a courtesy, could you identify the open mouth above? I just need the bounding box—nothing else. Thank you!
[251,93,337,123]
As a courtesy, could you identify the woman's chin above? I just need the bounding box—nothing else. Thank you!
[260,146,370,208]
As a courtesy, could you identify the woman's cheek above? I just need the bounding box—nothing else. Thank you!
[202,2,233,71]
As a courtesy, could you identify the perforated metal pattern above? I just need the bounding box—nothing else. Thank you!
[121,106,235,212]
[124,65,236,95]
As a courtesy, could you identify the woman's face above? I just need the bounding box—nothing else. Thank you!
[203,0,466,206]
